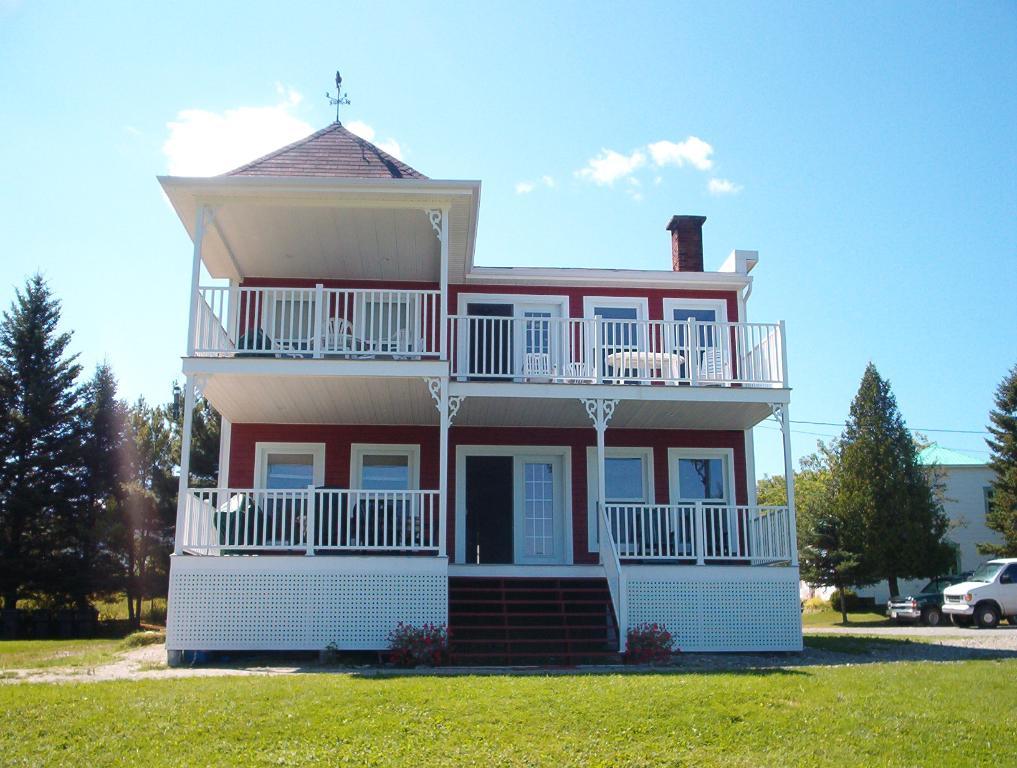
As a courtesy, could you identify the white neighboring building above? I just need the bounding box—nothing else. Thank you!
[858,445,1000,604]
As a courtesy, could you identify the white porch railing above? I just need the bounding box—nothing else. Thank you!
[449,315,786,387]
[598,502,626,652]
[604,503,793,565]
[193,285,442,358]
[179,487,442,555]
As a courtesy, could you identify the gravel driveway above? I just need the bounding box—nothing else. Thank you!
[804,622,1017,648]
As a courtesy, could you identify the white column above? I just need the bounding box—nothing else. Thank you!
[173,375,197,555]
[185,206,208,357]
[779,404,799,566]
[217,417,232,490]
[438,378,449,558]
[595,414,607,553]
[439,207,449,360]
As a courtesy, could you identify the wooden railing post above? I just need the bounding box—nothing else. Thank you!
[313,284,324,358]
[687,317,699,386]
[694,501,705,565]
[305,485,316,555]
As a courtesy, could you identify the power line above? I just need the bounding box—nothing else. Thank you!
[756,424,992,454]
[789,419,989,436]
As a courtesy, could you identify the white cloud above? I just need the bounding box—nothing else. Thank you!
[575,148,646,186]
[707,178,744,196]
[648,136,714,171]
[345,120,403,160]
[515,176,555,194]
[162,90,312,176]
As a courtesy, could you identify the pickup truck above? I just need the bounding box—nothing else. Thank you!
[941,558,1017,628]
[886,573,971,626]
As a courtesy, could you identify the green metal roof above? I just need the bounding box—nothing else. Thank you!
[918,444,985,467]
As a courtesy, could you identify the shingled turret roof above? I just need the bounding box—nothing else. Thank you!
[222,121,427,179]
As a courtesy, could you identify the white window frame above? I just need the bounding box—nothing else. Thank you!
[454,444,573,565]
[350,443,421,490]
[254,442,326,489]
[582,296,649,322]
[586,446,654,552]
[667,447,736,504]
[661,297,729,324]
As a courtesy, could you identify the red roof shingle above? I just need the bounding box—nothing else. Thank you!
[223,122,427,180]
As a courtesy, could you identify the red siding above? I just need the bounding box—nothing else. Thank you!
[230,423,746,565]
[449,283,740,322]
[238,278,739,323]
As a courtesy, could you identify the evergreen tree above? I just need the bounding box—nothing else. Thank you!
[0,275,82,610]
[169,382,220,489]
[980,364,1017,556]
[837,364,954,597]
[74,364,132,607]
[119,398,177,625]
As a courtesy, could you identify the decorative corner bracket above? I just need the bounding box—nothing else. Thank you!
[424,377,464,425]
[425,209,442,239]
[580,398,619,432]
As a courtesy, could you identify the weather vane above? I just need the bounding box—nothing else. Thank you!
[326,71,351,123]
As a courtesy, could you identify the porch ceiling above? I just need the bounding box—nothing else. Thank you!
[194,371,440,425]
[159,177,479,282]
[450,387,787,431]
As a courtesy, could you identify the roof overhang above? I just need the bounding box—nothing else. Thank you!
[159,175,481,282]
[462,265,751,291]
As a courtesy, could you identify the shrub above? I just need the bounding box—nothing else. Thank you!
[387,622,450,667]
[830,589,864,613]
[624,623,676,665]
[121,630,166,648]
[802,596,829,613]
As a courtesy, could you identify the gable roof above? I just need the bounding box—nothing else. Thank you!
[223,122,427,180]
[918,444,986,467]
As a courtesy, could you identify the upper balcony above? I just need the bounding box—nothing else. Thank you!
[449,314,786,389]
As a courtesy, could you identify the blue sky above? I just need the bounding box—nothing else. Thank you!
[1,1,1014,477]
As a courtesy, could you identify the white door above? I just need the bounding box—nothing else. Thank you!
[514,455,565,564]
[514,303,561,380]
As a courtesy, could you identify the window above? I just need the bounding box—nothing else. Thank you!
[350,444,420,490]
[254,443,326,489]
[266,454,315,489]
[361,454,411,490]
[605,458,646,502]
[984,487,994,519]
[586,448,653,550]
[668,448,733,503]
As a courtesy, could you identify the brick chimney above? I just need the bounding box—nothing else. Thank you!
[667,215,707,272]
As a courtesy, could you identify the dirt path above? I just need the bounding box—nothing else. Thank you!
[4,632,1017,685]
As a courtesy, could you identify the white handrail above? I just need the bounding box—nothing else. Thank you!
[180,487,441,555]
[598,501,626,652]
[604,503,793,564]
[449,315,786,387]
[193,286,442,358]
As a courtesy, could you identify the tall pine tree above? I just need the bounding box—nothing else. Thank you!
[980,364,1017,556]
[837,364,954,597]
[73,364,132,608]
[0,275,82,610]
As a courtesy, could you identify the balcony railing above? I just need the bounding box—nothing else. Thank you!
[192,285,442,358]
[179,487,443,555]
[603,503,793,565]
[450,316,786,387]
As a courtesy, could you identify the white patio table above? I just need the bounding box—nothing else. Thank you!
[604,350,684,382]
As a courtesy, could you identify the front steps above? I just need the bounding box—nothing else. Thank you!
[448,576,620,666]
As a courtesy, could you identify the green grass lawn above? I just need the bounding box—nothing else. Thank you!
[1,660,1014,767]
[0,639,124,671]
[0,632,165,672]
[801,608,890,627]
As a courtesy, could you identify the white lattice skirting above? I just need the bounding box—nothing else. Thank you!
[167,555,448,651]
[624,565,803,652]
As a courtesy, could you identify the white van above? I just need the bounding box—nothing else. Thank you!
[941,558,1017,628]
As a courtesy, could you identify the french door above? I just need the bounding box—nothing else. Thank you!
[514,455,565,564]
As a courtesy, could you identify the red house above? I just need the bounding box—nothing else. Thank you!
[161,122,802,664]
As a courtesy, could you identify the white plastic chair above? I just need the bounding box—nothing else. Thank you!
[523,352,553,381]
[555,361,596,384]
[698,347,727,384]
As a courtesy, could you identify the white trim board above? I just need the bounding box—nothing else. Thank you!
[661,297,729,323]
